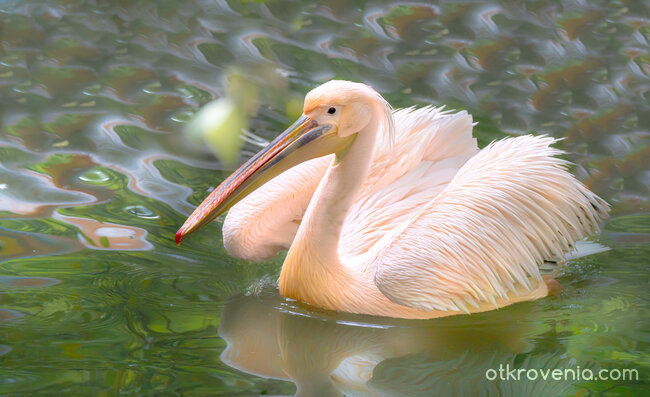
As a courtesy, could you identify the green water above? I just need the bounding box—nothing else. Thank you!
[0,0,648,395]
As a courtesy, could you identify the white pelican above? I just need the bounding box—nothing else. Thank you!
[176,80,609,319]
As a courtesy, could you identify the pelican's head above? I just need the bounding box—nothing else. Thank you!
[303,80,394,139]
[175,80,392,243]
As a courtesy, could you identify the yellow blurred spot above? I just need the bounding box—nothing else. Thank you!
[226,72,258,115]
[286,98,303,120]
[185,98,246,168]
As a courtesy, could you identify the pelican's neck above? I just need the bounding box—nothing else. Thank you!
[279,114,382,302]
[304,126,378,259]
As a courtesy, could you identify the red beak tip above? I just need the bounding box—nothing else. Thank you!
[175,229,184,245]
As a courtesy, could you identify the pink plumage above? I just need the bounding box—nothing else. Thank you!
[191,81,609,318]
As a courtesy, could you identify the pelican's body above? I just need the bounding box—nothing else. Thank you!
[177,81,608,319]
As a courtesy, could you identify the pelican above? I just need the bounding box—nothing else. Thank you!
[176,80,609,319]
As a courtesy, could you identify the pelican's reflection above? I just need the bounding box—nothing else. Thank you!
[218,292,588,396]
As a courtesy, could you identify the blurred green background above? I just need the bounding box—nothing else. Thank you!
[0,0,648,395]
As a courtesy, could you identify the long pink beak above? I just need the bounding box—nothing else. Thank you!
[176,115,346,244]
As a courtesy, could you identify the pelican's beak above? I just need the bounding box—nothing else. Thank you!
[176,115,352,244]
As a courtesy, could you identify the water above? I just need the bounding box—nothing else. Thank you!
[0,0,648,395]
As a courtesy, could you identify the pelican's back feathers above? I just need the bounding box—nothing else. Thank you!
[340,107,478,259]
[371,135,609,312]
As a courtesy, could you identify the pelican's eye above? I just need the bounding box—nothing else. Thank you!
[327,107,336,114]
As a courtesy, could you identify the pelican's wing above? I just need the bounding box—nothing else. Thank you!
[223,155,331,261]
[339,107,478,259]
[370,136,609,313]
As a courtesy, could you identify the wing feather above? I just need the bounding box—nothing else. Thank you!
[223,156,330,261]
[339,107,478,259]
[371,135,609,312]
